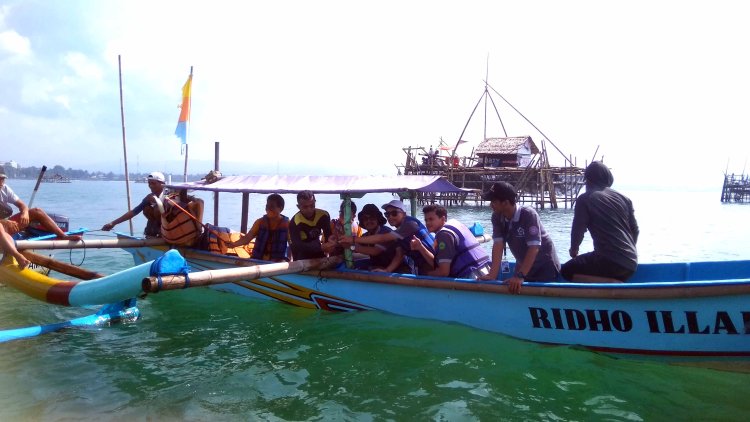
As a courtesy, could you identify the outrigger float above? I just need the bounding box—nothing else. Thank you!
[2,175,750,366]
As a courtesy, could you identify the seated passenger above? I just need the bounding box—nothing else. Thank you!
[350,204,409,272]
[340,199,434,275]
[409,204,491,279]
[1,171,81,241]
[561,161,639,282]
[329,200,362,256]
[227,193,290,262]
[159,188,204,246]
[1,223,30,269]
[288,190,334,260]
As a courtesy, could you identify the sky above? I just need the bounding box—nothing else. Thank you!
[1,0,749,189]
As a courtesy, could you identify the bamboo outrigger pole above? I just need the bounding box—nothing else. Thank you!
[142,256,343,293]
[15,237,167,250]
[118,55,134,236]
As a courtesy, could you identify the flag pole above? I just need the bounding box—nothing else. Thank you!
[118,55,134,235]
[183,144,189,182]
[183,66,193,182]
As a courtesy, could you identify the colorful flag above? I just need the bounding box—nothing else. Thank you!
[174,70,192,146]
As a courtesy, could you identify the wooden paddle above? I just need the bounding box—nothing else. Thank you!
[142,255,343,293]
[15,237,168,250]
[27,165,47,208]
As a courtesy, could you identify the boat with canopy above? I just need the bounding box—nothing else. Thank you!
[3,174,750,365]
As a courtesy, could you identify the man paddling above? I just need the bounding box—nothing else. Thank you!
[0,171,82,241]
[101,171,165,238]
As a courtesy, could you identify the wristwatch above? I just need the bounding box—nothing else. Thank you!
[514,271,525,279]
[350,245,356,251]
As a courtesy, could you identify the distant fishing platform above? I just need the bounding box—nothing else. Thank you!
[397,141,584,209]
[393,78,594,209]
[721,172,750,203]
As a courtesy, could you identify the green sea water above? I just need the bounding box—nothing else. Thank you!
[1,179,750,420]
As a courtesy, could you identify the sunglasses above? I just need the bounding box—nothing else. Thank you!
[385,210,401,217]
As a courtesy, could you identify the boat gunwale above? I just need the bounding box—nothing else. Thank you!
[174,247,750,300]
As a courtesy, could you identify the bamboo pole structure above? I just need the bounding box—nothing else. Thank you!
[16,237,167,251]
[118,55,134,235]
[142,256,343,292]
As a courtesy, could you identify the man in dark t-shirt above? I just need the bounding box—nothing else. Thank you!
[561,161,639,282]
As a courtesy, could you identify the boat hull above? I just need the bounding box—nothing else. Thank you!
[0,256,152,306]
[128,246,750,359]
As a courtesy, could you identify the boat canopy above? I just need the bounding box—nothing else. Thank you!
[166,175,469,194]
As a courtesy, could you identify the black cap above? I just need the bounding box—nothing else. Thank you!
[358,203,387,226]
[482,182,517,202]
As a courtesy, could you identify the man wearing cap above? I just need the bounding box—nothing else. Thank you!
[101,171,166,237]
[561,161,638,282]
[341,199,434,275]
[478,181,560,293]
[0,171,82,241]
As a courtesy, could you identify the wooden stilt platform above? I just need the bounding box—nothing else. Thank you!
[397,145,585,209]
[721,173,750,203]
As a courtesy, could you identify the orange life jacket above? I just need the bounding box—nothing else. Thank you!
[202,224,253,258]
[160,201,202,246]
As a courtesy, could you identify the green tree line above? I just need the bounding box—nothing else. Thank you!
[1,165,206,182]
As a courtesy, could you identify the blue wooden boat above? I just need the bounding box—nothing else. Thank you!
[128,175,750,361]
[3,175,749,363]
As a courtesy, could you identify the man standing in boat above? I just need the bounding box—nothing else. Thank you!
[0,171,82,241]
[409,204,491,279]
[101,171,165,238]
[340,199,434,275]
[561,161,639,282]
[478,182,560,293]
[288,190,334,260]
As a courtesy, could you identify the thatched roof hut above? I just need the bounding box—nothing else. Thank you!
[475,136,539,167]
